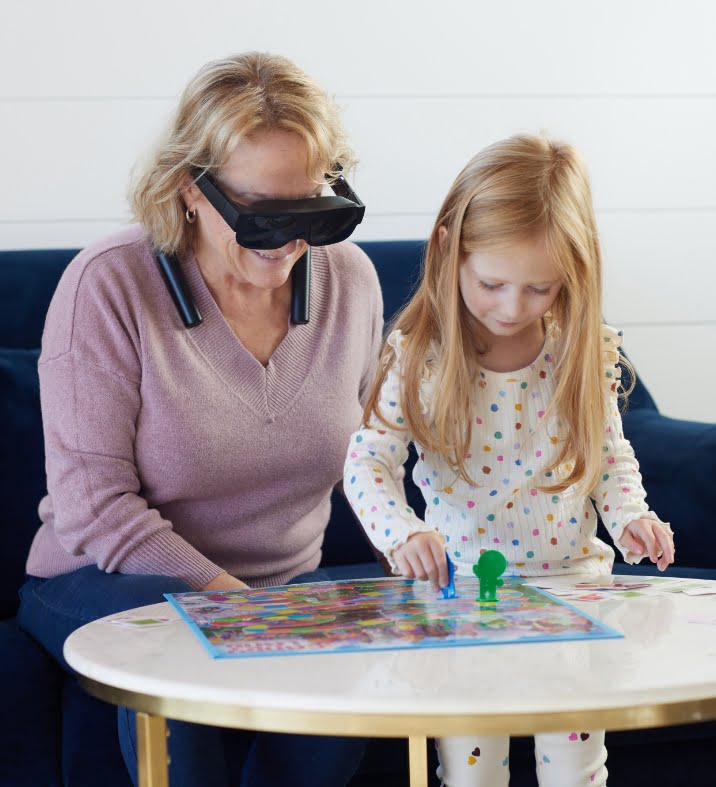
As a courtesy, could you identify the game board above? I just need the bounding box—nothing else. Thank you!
[165,576,622,659]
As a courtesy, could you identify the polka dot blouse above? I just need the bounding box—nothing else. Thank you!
[344,325,666,578]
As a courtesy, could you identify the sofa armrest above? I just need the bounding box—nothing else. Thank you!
[0,348,45,617]
[619,409,716,570]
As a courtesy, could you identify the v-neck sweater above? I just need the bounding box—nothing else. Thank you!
[27,226,383,589]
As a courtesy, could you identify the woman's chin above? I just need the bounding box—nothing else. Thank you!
[249,263,295,291]
[228,249,293,289]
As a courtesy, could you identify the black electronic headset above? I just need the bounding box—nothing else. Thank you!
[155,168,364,328]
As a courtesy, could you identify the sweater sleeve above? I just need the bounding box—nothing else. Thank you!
[343,330,435,570]
[590,325,673,564]
[39,255,225,589]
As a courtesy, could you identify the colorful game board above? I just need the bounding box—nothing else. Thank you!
[165,576,622,659]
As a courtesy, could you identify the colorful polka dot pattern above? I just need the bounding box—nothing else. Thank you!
[343,325,654,576]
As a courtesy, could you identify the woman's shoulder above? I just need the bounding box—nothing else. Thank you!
[42,227,154,360]
[57,225,153,296]
[323,240,380,289]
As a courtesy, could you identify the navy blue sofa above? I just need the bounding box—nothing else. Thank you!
[2,241,715,786]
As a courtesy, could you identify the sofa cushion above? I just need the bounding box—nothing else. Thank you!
[324,562,385,581]
[0,348,45,618]
[322,489,379,568]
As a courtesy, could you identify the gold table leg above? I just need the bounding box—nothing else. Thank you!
[408,735,428,787]
[136,712,169,787]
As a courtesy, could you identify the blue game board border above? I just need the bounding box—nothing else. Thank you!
[164,577,623,660]
[165,592,222,660]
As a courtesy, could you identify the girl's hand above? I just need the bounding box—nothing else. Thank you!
[392,531,449,592]
[618,518,675,571]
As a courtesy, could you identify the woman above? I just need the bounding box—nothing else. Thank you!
[18,52,382,787]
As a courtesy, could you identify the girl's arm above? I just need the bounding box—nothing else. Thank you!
[590,326,675,569]
[343,335,438,573]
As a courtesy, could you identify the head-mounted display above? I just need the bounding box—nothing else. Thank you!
[193,168,365,249]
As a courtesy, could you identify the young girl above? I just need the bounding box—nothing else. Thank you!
[343,133,674,787]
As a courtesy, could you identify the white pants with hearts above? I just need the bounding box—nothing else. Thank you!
[436,730,607,786]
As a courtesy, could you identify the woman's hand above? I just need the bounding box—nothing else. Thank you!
[393,531,449,592]
[619,518,675,571]
[201,572,250,591]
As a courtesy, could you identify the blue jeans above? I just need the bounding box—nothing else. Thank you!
[18,566,366,787]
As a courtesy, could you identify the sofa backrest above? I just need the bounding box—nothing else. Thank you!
[0,241,666,615]
[0,243,426,612]
[1,249,80,349]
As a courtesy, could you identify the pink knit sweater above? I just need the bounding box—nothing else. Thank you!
[27,227,383,589]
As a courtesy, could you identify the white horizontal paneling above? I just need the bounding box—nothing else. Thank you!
[1,96,714,226]
[0,215,429,249]
[0,221,124,250]
[620,324,716,423]
[5,208,713,327]
[350,214,433,242]
[344,96,716,214]
[1,3,712,424]
[1,1,715,97]
[600,210,716,325]
[0,100,174,222]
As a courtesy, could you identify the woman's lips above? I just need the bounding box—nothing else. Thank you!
[252,249,291,262]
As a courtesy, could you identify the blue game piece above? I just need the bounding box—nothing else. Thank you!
[442,552,456,599]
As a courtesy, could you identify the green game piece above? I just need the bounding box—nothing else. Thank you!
[472,550,507,602]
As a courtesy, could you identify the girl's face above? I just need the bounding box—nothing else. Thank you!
[188,129,321,292]
[458,233,562,340]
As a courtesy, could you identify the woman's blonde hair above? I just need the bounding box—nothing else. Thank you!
[128,51,356,253]
[364,132,631,495]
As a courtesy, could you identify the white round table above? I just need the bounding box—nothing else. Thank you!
[64,577,716,787]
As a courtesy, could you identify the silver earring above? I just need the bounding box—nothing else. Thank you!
[185,207,197,224]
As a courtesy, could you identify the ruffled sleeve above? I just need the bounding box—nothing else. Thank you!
[386,329,437,417]
[592,325,673,564]
[601,324,623,400]
[343,330,437,570]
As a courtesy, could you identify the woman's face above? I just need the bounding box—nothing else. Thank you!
[188,129,321,292]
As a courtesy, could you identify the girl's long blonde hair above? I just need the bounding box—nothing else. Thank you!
[364,132,631,495]
[128,51,356,254]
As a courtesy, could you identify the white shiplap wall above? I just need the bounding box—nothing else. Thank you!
[1,0,714,420]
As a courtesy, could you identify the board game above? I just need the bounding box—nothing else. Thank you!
[165,576,622,659]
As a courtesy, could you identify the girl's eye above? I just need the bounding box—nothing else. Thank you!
[478,281,501,291]
[529,287,551,295]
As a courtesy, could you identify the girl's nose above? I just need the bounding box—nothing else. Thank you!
[503,293,524,319]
